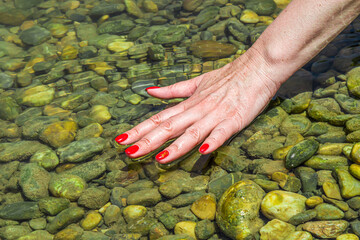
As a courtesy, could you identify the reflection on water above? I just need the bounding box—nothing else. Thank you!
[0,0,360,239]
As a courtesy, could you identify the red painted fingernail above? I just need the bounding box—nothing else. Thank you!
[125,145,139,155]
[115,133,128,143]
[199,143,209,153]
[146,86,160,91]
[156,150,169,161]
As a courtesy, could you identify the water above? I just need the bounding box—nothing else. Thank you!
[0,0,360,239]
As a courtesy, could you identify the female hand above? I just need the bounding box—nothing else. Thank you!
[115,48,281,164]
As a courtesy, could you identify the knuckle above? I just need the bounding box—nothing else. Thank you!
[185,127,201,142]
[149,114,162,126]
[215,127,227,138]
[159,119,174,133]
[140,138,152,148]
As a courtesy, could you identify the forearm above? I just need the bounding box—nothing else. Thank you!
[238,0,360,90]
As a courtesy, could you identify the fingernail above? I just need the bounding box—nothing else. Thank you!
[199,143,209,153]
[156,150,169,161]
[146,86,160,91]
[125,145,139,155]
[115,133,128,143]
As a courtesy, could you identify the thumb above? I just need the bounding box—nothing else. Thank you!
[146,77,200,99]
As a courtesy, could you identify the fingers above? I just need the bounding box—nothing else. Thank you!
[146,77,199,99]
[155,113,241,164]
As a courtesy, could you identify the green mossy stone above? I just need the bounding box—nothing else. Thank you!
[0,97,22,121]
[285,139,319,169]
[0,202,43,220]
[259,219,295,240]
[288,209,317,225]
[19,163,51,201]
[194,6,220,25]
[30,149,59,171]
[97,20,135,35]
[152,26,188,45]
[208,172,242,200]
[17,230,53,240]
[304,155,348,170]
[46,207,85,234]
[315,203,344,220]
[307,98,342,121]
[317,131,346,143]
[336,168,360,198]
[279,114,311,135]
[159,207,198,229]
[16,85,55,107]
[0,225,31,240]
[335,94,360,114]
[48,174,87,201]
[216,180,265,240]
[347,130,360,142]
[245,0,277,15]
[346,66,360,98]
[38,197,70,216]
[20,26,51,45]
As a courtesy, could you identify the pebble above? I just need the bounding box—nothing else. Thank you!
[78,187,110,209]
[18,230,53,240]
[89,105,111,124]
[323,181,342,200]
[351,143,360,164]
[57,137,106,163]
[240,9,259,24]
[335,168,360,198]
[190,40,237,59]
[39,121,77,148]
[38,197,70,216]
[19,163,51,201]
[174,221,197,240]
[305,155,348,170]
[190,195,216,220]
[0,225,31,240]
[216,180,265,240]
[104,205,121,226]
[46,207,85,234]
[80,210,102,230]
[123,205,147,223]
[288,209,317,226]
[159,207,198,230]
[195,219,215,240]
[63,160,106,182]
[346,66,360,98]
[20,26,51,45]
[48,173,87,201]
[302,220,349,239]
[315,203,344,220]
[0,201,43,220]
[0,96,21,121]
[259,219,295,240]
[337,234,359,240]
[29,218,47,230]
[285,139,319,169]
[261,190,307,222]
[127,188,162,206]
[16,85,55,107]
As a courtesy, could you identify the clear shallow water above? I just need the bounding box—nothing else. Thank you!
[0,0,360,239]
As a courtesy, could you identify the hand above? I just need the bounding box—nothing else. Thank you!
[115,50,280,164]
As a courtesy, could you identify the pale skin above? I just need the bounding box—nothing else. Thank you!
[116,0,360,163]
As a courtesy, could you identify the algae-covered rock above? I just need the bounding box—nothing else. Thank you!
[307,98,342,121]
[335,168,360,198]
[346,66,360,98]
[190,40,237,59]
[46,207,85,234]
[335,94,360,114]
[216,180,265,240]
[0,97,21,121]
[285,139,319,169]
[39,121,77,148]
[19,163,50,201]
[0,201,43,220]
[48,174,87,201]
[279,114,311,135]
[16,85,55,107]
[305,155,348,170]
[261,190,307,222]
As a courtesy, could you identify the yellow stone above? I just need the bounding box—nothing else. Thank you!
[79,41,88,47]
[240,9,259,24]
[343,145,353,159]
[318,143,352,156]
[305,196,323,208]
[174,221,197,240]
[61,45,78,60]
[89,105,111,124]
[20,21,35,31]
[323,182,342,200]
[271,172,288,188]
[88,62,114,76]
[273,145,293,160]
[349,164,360,180]
[23,57,45,73]
[123,205,147,223]
[98,202,111,214]
[260,219,295,240]
[76,123,103,140]
[54,228,82,240]
[337,234,359,240]
[128,94,142,105]
[98,15,109,25]
[43,105,71,119]
[143,0,158,12]
[287,231,313,240]
[190,195,216,220]
[351,142,360,164]
[191,64,202,73]
[48,23,69,38]
[108,41,134,53]
[259,16,274,25]
[39,121,77,148]
[274,0,292,9]
[80,211,102,230]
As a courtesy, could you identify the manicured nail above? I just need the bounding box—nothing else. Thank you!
[125,145,139,155]
[199,143,209,153]
[156,150,169,161]
[146,86,160,91]
[115,133,128,143]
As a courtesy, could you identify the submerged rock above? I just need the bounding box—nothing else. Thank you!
[190,40,237,59]
[216,180,265,240]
